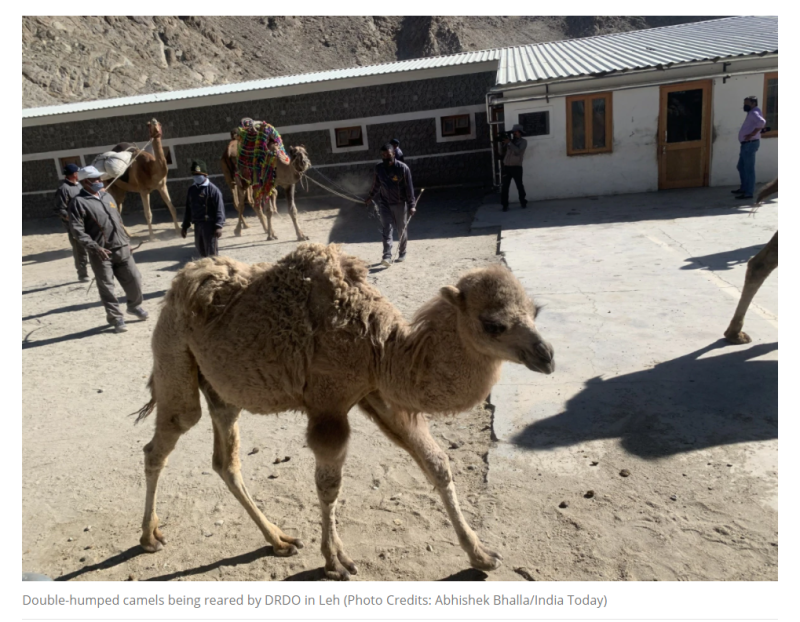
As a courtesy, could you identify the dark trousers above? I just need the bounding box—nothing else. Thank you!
[88,245,144,322]
[380,202,408,259]
[62,220,88,279]
[736,140,760,196]
[194,222,219,258]
[501,165,527,207]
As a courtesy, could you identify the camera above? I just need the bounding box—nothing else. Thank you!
[494,131,511,143]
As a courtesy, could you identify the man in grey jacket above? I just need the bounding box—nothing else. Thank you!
[53,163,89,281]
[499,124,528,211]
[68,166,148,333]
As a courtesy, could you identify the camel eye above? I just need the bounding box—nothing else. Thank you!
[482,321,506,335]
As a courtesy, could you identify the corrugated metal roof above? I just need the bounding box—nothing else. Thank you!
[497,16,778,86]
[22,48,501,119]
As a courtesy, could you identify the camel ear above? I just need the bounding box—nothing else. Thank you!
[440,285,465,311]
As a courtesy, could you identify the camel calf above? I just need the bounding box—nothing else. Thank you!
[134,244,554,579]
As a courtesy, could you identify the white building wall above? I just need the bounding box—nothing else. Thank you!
[504,87,660,202]
[709,73,778,187]
[502,71,777,202]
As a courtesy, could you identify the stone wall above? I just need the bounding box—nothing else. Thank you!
[23,71,496,154]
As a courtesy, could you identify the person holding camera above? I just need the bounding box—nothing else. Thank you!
[499,124,528,211]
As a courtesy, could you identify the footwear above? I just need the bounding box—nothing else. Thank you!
[731,188,743,194]
[521,202,528,209]
[113,319,128,333]
[78,275,90,283]
[127,306,149,320]
[106,315,116,326]
[735,194,754,200]
[395,254,406,263]
[502,205,509,212]
[380,258,392,267]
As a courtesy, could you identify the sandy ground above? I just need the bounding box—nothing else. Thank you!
[21,188,777,582]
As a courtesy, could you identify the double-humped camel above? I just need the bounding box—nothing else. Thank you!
[232,121,312,241]
[724,177,778,344]
[106,119,181,238]
[134,243,555,580]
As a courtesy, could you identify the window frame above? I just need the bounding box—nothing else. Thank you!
[144,142,178,170]
[566,92,613,156]
[54,154,85,178]
[436,112,477,143]
[329,124,369,153]
[762,71,778,138]
[517,108,552,140]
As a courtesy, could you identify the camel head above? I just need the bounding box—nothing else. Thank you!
[440,265,555,374]
[147,119,163,140]
[288,145,312,174]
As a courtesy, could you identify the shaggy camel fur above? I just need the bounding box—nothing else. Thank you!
[232,143,312,241]
[106,119,181,238]
[220,131,257,229]
[724,177,778,344]
[134,244,554,580]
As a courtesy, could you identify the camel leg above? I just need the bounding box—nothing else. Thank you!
[140,353,203,552]
[198,377,303,557]
[286,185,309,241]
[156,183,182,234]
[307,414,356,580]
[360,393,503,571]
[140,192,155,239]
[233,184,247,237]
[256,194,278,241]
[724,232,778,344]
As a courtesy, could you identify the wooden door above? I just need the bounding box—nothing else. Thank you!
[658,80,712,189]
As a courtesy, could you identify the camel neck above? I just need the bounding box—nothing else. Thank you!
[380,298,501,415]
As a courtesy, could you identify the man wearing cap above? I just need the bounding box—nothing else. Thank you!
[181,160,226,257]
[68,166,148,334]
[53,163,89,282]
[364,143,416,267]
[499,124,528,211]
[389,138,405,163]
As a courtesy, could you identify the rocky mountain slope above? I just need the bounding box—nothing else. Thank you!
[22,16,718,109]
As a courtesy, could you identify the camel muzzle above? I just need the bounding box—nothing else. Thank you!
[520,341,555,375]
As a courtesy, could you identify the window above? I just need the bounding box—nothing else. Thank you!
[566,92,613,155]
[335,126,364,148]
[55,154,85,177]
[519,111,550,137]
[441,114,471,137]
[762,72,777,137]
[144,143,177,169]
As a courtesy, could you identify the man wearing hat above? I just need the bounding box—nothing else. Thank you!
[53,163,89,282]
[499,124,528,211]
[68,166,148,334]
[181,160,226,257]
[389,138,405,163]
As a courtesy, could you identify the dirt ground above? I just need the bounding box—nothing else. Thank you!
[21,188,777,582]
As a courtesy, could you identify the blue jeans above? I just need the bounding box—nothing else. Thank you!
[736,140,760,196]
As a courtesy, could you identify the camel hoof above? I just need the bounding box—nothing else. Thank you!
[273,543,299,557]
[268,235,278,241]
[469,546,503,571]
[298,234,310,241]
[140,538,164,553]
[234,228,243,238]
[724,331,753,345]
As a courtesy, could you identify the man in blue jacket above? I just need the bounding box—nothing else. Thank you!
[181,160,226,257]
[364,143,416,267]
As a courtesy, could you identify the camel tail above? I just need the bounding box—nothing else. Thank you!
[132,374,156,425]
[757,177,778,204]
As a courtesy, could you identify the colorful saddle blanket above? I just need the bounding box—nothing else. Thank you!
[235,119,290,204]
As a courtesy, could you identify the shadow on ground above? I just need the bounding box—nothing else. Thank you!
[512,341,778,458]
[681,244,763,271]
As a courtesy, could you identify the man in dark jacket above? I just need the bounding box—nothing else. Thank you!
[68,166,148,333]
[364,143,416,267]
[181,160,226,257]
[389,138,405,163]
[53,163,89,281]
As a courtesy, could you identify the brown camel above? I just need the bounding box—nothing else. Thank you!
[106,119,181,238]
[220,131,257,231]
[232,136,312,241]
[724,177,778,344]
[134,243,555,580]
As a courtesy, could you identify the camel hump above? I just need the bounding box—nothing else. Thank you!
[112,142,138,153]
[166,256,262,322]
